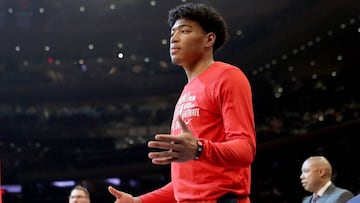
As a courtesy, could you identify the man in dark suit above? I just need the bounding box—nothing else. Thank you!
[300,156,353,203]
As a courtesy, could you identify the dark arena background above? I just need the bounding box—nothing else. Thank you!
[0,0,359,202]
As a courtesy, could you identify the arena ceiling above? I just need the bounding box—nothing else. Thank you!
[0,0,359,103]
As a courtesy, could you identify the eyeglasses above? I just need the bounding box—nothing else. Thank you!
[69,195,89,199]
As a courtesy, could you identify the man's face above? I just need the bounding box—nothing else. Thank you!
[69,189,90,203]
[169,18,209,66]
[300,160,322,192]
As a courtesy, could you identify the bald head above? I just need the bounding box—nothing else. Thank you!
[300,156,333,193]
[305,156,332,178]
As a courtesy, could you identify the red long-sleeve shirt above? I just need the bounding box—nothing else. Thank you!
[140,62,256,203]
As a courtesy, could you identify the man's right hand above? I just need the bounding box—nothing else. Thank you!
[108,186,142,203]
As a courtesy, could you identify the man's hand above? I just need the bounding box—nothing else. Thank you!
[148,116,198,165]
[108,186,142,203]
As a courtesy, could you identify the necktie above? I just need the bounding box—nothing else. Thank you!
[311,194,320,203]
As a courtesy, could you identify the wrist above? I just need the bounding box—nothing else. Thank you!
[194,139,203,160]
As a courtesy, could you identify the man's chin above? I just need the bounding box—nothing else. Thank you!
[170,57,181,65]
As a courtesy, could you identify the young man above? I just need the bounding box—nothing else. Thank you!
[69,185,91,203]
[108,3,256,203]
[300,156,354,203]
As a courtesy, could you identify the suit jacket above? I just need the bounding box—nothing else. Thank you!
[347,194,360,203]
[302,183,354,203]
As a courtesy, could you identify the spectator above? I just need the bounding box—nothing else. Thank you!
[300,156,353,203]
[69,185,90,203]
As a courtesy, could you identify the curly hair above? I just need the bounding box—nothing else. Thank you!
[168,3,229,52]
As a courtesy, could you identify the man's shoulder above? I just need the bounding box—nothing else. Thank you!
[213,61,239,69]
[212,61,244,75]
[333,185,353,195]
[327,185,354,201]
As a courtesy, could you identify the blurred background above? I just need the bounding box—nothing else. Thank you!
[0,0,359,202]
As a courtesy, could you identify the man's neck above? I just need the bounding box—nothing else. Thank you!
[184,58,214,82]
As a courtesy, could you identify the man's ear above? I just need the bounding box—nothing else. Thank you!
[205,32,216,47]
[318,167,326,177]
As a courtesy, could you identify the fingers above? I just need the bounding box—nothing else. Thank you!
[148,139,172,149]
[149,150,180,159]
[149,155,174,165]
[148,146,181,165]
[108,187,138,203]
[108,186,123,198]
[147,116,195,164]
[149,116,191,145]
[151,134,181,144]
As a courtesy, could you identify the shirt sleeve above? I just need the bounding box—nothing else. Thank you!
[202,68,256,166]
[139,182,176,203]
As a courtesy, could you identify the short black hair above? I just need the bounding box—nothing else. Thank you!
[168,3,229,52]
